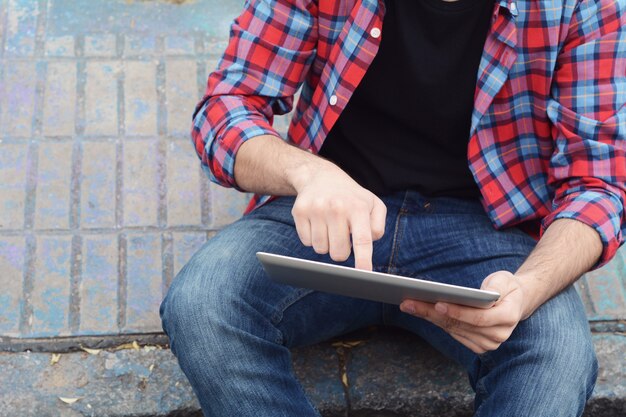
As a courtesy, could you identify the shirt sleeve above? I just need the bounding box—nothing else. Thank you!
[543,0,626,268]
[192,0,317,190]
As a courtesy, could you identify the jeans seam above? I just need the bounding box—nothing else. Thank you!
[270,288,315,327]
[387,192,410,272]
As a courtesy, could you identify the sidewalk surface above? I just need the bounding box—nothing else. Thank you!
[0,0,624,416]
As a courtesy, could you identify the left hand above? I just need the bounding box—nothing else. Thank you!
[399,271,526,354]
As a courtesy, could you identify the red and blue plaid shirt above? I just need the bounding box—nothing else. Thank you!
[193,0,625,267]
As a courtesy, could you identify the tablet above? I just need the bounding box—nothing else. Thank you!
[257,252,500,308]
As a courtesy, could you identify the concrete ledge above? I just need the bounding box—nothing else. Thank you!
[0,329,623,416]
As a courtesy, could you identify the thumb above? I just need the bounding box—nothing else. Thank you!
[481,271,515,295]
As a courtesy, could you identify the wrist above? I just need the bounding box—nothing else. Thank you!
[513,273,545,320]
[286,157,341,193]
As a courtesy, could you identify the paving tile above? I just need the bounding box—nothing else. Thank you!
[80,141,117,229]
[274,114,291,139]
[166,140,202,226]
[34,142,73,230]
[43,61,77,136]
[123,140,160,227]
[0,3,5,59]
[30,235,72,337]
[583,250,626,320]
[165,36,195,55]
[204,38,229,56]
[84,61,119,136]
[4,0,38,56]
[0,143,28,230]
[125,234,163,332]
[0,61,37,137]
[80,235,119,334]
[165,60,197,137]
[84,34,117,57]
[124,35,156,57]
[124,61,157,136]
[0,236,25,336]
[208,183,249,229]
[172,232,207,278]
[44,35,75,57]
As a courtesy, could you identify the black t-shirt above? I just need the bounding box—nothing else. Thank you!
[319,0,493,198]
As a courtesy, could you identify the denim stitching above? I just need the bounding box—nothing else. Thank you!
[387,192,410,272]
[270,287,315,326]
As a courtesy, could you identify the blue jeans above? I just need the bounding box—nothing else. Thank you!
[160,192,597,416]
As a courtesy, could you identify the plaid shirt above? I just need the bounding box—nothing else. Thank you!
[192,0,626,267]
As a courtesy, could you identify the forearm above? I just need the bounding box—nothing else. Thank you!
[515,218,603,319]
[233,134,339,195]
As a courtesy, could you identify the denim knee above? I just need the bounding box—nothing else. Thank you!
[474,286,598,416]
[160,241,286,357]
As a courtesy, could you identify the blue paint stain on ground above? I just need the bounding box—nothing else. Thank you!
[132,99,150,119]
[47,0,242,37]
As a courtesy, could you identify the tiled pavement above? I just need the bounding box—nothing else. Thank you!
[0,0,624,415]
[0,0,293,341]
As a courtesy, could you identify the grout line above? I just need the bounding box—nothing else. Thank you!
[19,234,36,335]
[118,60,126,137]
[0,0,7,59]
[69,140,83,229]
[196,60,211,227]
[68,234,82,333]
[115,139,124,229]
[23,141,40,230]
[161,232,174,296]
[155,35,165,55]
[75,38,86,136]
[1,54,211,63]
[116,32,124,58]
[157,139,168,228]
[156,58,167,136]
[117,233,127,332]
[32,60,46,138]
[200,165,211,227]
[194,31,205,56]
[0,134,200,143]
[196,59,206,102]
[34,0,48,58]
[0,225,218,236]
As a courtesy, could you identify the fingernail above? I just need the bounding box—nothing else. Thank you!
[401,303,415,315]
[435,303,447,314]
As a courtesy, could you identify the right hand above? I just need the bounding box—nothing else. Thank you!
[290,164,387,270]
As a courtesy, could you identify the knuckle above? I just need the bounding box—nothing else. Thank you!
[328,199,346,215]
[311,199,327,214]
[291,205,304,218]
[352,233,372,246]
[353,199,369,211]
[371,224,385,240]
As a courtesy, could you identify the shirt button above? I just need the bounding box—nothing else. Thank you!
[509,2,517,12]
[370,27,381,39]
[329,95,338,106]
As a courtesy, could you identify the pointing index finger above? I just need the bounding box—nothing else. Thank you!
[349,210,373,271]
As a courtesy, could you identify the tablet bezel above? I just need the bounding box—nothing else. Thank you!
[256,252,500,309]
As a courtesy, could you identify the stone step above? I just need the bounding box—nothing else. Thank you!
[0,329,623,416]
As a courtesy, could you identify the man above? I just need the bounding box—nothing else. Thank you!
[160,0,625,415]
